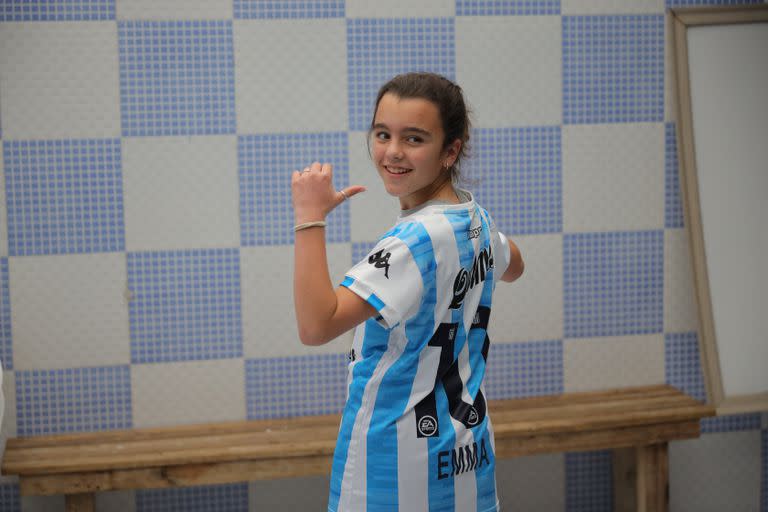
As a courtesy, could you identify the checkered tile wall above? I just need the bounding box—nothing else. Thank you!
[0,1,765,511]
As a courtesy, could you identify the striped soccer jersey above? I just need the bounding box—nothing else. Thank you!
[331,191,511,512]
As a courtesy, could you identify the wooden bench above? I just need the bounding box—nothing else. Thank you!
[1,384,714,512]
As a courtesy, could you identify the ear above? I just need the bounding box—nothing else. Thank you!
[442,138,462,168]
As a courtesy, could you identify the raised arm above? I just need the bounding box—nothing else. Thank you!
[291,162,376,346]
[500,236,524,283]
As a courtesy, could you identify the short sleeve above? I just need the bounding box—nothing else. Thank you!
[341,236,424,328]
[492,231,511,284]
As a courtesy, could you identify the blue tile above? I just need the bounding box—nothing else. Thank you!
[665,123,684,228]
[118,21,236,136]
[0,0,114,21]
[565,451,613,512]
[127,249,243,364]
[702,412,761,434]
[456,0,560,16]
[137,483,249,512]
[15,366,132,436]
[246,353,348,419]
[665,332,706,402]
[234,0,344,19]
[485,340,563,399]
[0,258,12,370]
[564,230,664,338]
[3,139,125,256]
[347,18,455,131]
[351,241,378,266]
[0,484,20,512]
[563,15,664,124]
[239,132,350,246]
[470,126,562,236]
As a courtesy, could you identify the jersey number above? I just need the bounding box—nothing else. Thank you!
[414,306,491,438]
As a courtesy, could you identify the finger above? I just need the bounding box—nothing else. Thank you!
[344,185,366,198]
[310,162,322,173]
[336,186,366,204]
[321,162,333,176]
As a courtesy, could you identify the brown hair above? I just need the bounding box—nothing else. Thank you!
[369,72,471,183]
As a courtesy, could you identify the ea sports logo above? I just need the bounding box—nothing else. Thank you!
[418,415,437,437]
[467,407,479,426]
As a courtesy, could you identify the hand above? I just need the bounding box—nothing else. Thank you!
[291,162,366,224]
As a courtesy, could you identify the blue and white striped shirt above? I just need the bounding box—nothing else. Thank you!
[331,191,510,512]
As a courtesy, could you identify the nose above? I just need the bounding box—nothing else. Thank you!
[385,139,404,161]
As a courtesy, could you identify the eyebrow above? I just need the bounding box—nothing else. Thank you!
[372,123,432,137]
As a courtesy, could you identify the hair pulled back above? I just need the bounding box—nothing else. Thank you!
[370,72,471,183]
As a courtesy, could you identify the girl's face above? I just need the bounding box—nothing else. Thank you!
[371,93,460,210]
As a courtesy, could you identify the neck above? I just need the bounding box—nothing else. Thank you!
[400,172,459,210]
[432,175,460,203]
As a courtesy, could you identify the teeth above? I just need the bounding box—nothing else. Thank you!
[386,166,411,174]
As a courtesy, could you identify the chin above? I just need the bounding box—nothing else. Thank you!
[383,185,404,198]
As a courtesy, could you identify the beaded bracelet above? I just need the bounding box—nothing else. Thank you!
[293,221,326,232]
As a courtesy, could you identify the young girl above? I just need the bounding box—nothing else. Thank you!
[291,72,524,512]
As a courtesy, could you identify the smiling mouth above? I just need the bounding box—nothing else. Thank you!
[384,165,412,175]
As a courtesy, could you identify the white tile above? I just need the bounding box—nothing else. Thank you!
[670,430,762,512]
[122,136,240,252]
[665,13,676,124]
[562,0,663,14]
[564,334,665,392]
[0,151,6,257]
[563,123,665,232]
[0,22,120,139]
[241,245,352,359]
[488,234,563,343]
[496,453,565,511]
[249,477,331,511]
[456,16,561,128]
[117,0,232,19]
[348,132,403,242]
[234,19,348,134]
[131,359,245,428]
[1,370,16,442]
[345,0,454,17]
[0,367,16,470]
[21,495,65,511]
[665,228,699,333]
[9,253,131,371]
[96,491,135,512]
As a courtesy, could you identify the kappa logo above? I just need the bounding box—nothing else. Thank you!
[418,415,438,437]
[368,249,391,279]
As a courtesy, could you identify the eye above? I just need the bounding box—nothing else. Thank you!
[375,131,390,141]
[406,135,423,144]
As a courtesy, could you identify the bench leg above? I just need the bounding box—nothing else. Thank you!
[65,493,95,512]
[613,444,669,512]
[636,443,668,512]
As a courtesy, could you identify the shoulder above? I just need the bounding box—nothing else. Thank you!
[383,217,440,252]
